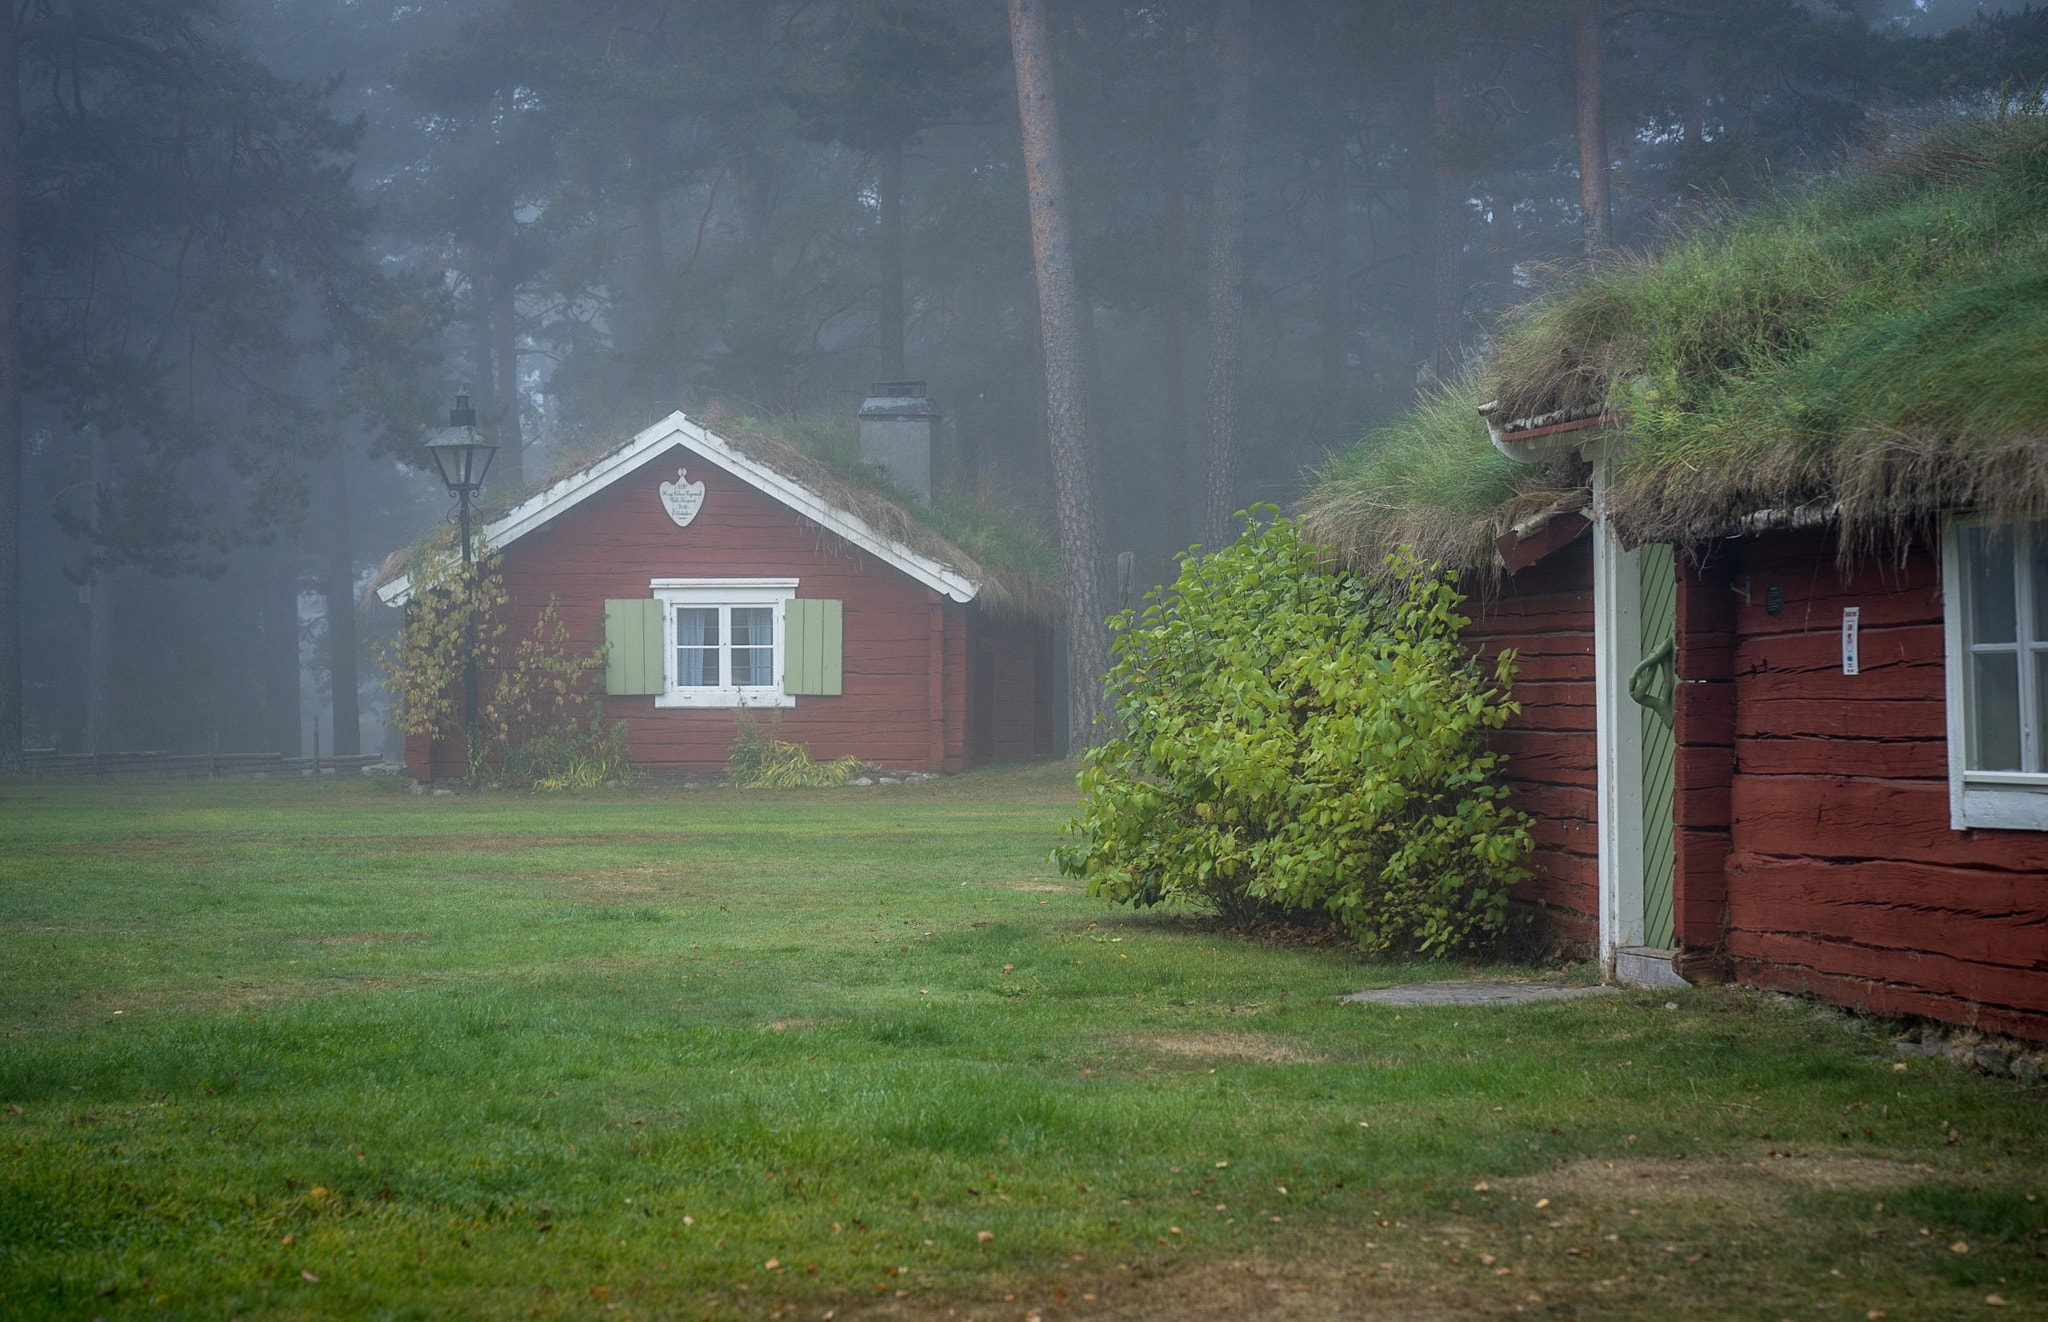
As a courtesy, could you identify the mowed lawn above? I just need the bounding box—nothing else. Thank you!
[1,764,2043,1322]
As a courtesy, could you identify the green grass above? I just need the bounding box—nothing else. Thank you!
[1306,108,2048,572]
[1,765,2043,1321]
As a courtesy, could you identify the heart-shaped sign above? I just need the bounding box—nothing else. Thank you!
[659,466,705,528]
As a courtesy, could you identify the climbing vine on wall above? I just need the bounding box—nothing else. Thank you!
[379,534,627,789]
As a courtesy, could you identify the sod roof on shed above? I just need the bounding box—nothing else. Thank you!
[1302,110,2048,576]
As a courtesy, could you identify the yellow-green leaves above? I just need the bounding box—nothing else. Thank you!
[1054,512,1533,954]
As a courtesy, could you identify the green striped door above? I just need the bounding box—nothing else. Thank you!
[1638,544,1677,949]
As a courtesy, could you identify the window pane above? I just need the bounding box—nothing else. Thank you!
[1971,651,2022,771]
[2031,527,2048,643]
[1965,525,2017,645]
[676,607,720,687]
[731,607,774,686]
[2036,647,2048,774]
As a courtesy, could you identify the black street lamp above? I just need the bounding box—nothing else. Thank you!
[424,392,499,773]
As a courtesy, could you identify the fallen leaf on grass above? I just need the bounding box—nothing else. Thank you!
[1952,1241,1970,1254]
[1985,1296,2007,1308]
[300,1271,319,1283]
[977,1231,994,1243]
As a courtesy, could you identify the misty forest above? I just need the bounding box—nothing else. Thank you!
[0,0,2037,766]
[12,4,2048,1320]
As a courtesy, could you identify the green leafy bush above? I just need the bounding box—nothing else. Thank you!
[1054,511,1534,955]
[728,710,869,788]
[477,598,632,791]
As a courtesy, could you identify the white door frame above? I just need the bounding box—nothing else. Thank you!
[1589,444,1648,972]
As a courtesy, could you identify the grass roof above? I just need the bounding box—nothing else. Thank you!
[493,406,1060,621]
[1304,108,2048,574]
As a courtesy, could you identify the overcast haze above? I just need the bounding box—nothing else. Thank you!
[1,0,2039,767]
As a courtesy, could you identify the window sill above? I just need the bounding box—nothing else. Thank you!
[1955,779,2048,831]
[655,688,795,709]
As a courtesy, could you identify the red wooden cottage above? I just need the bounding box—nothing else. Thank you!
[378,406,1056,779]
[1304,116,2048,1042]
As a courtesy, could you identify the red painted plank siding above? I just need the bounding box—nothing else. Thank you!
[1467,540,1600,953]
[1442,523,2047,1039]
[404,445,1048,777]
[1722,527,2048,1040]
[1674,555,1736,952]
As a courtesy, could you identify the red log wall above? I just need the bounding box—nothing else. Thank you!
[1467,539,1601,953]
[1470,526,2048,1041]
[1674,553,1736,957]
[403,446,1048,778]
[1718,528,2048,1040]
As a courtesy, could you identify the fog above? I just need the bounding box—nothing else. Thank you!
[0,0,2031,764]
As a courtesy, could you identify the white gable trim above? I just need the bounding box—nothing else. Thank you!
[377,411,979,607]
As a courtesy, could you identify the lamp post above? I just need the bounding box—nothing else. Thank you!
[424,392,499,772]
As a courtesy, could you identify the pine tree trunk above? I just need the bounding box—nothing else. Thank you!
[1682,43,1706,149]
[84,575,114,754]
[1005,0,1109,752]
[1159,19,1190,554]
[492,272,523,493]
[470,289,495,426]
[263,561,301,757]
[1077,294,1108,498]
[1201,0,1250,549]
[1429,54,1465,383]
[321,448,361,757]
[1490,193,1518,309]
[630,134,669,400]
[1575,9,1610,262]
[85,431,114,754]
[877,139,907,380]
[1317,126,1347,452]
[0,11,20,771]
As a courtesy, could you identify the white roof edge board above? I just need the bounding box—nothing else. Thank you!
[376,411,980,607]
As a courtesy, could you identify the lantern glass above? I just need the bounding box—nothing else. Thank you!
[425,429,498,492]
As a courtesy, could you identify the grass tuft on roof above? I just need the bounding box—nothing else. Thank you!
[1306,106,2048,573]
[1298,384,1586,578]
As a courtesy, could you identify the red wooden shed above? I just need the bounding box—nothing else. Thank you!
[1302,117,2048,1043]
[378,412,1057,780]
[1453,455,2048,1044]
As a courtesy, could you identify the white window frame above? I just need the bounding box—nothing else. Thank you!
[1942,518,2048,830]
[651,578,798,709]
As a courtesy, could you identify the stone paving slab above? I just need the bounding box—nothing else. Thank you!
[1340,980,1613,1007]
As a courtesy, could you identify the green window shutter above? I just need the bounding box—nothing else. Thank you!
[784,599,843,696]
[604,599,667,696]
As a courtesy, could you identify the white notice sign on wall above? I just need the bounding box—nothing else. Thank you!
[659,467,706,528]
[1842,606,1860,675]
